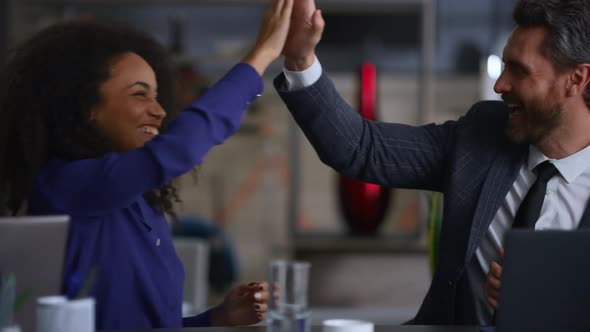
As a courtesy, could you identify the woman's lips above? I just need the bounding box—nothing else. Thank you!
[139,126,159,135]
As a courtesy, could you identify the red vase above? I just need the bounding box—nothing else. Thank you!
[337,63,392,236]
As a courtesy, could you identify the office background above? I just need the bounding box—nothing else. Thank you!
[0,0,516,321]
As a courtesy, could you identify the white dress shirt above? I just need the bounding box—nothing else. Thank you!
[472,144,590,321]
[283,55,322,90]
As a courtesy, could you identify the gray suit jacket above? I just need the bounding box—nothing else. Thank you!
[274,72,590,324]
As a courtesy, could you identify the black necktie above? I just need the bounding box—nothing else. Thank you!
[512,161,559,229]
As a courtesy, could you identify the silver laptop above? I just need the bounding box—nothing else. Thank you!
[0,215,69,332]
[496,230,590,331]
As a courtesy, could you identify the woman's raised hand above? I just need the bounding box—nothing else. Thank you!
[242,0,294,75]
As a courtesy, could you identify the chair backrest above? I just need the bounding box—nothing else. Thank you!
[173,238,209,316]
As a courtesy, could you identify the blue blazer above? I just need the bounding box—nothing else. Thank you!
[274,72,590,324]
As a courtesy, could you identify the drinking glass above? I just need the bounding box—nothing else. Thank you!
[267,261,311,332]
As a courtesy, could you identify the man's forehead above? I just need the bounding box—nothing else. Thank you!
[503,26,547,56]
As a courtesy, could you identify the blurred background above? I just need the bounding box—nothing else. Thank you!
[0,0,515,324]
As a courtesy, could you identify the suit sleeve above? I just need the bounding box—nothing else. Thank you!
[39,63,262,215]
[274,71,457,192]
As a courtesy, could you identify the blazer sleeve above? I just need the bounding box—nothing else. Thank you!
[274,71,457,192]
[38,63,262,215]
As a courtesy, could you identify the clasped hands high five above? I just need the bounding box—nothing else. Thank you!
[243,0,325,75]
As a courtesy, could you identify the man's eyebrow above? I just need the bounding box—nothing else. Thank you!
[503,58,531,72]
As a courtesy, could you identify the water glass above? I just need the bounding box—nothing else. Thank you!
[267,261,311,332]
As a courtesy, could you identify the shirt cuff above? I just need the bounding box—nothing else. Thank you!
[283,55,322,91]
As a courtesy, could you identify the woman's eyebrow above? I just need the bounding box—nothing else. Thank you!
[126,81,151,89]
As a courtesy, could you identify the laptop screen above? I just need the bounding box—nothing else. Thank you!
[0,215,69,331]
[496,230,590,331]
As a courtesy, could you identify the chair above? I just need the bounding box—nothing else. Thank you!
[172,238,210,316]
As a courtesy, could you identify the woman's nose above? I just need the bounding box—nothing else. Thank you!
[149,102,166,119]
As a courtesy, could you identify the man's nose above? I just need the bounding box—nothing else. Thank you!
[493,71,510,94]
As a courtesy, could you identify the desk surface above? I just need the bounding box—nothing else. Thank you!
[100,325,481,332]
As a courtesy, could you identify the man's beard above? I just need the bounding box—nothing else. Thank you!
[505,95,563,144]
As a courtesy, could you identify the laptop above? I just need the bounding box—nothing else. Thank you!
[0,215,69,332]
[496,230,590,331]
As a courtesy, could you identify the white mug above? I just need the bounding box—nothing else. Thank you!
[37,296,94,332]
[322,319,374,332]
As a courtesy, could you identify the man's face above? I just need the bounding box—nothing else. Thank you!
[494,26,570,144]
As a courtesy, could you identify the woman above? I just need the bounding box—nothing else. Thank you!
[0,0,292,328]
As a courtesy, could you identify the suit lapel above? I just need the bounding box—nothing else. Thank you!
[464,142,527,263]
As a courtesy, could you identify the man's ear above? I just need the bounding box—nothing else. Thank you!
[567,63,590,97]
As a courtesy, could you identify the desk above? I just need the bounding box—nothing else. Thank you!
[100,325,480,332]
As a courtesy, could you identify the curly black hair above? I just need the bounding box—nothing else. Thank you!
[0,20,182,218]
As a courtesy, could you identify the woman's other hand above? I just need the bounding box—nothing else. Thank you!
[210,281,269,326]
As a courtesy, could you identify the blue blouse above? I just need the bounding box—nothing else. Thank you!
[27,63,263,329]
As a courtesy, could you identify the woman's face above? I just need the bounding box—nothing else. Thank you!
[91,52,166,152]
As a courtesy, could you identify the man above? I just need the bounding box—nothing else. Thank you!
[275,0,590,325]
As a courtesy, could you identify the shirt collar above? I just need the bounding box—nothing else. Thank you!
[528,144,590,183]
